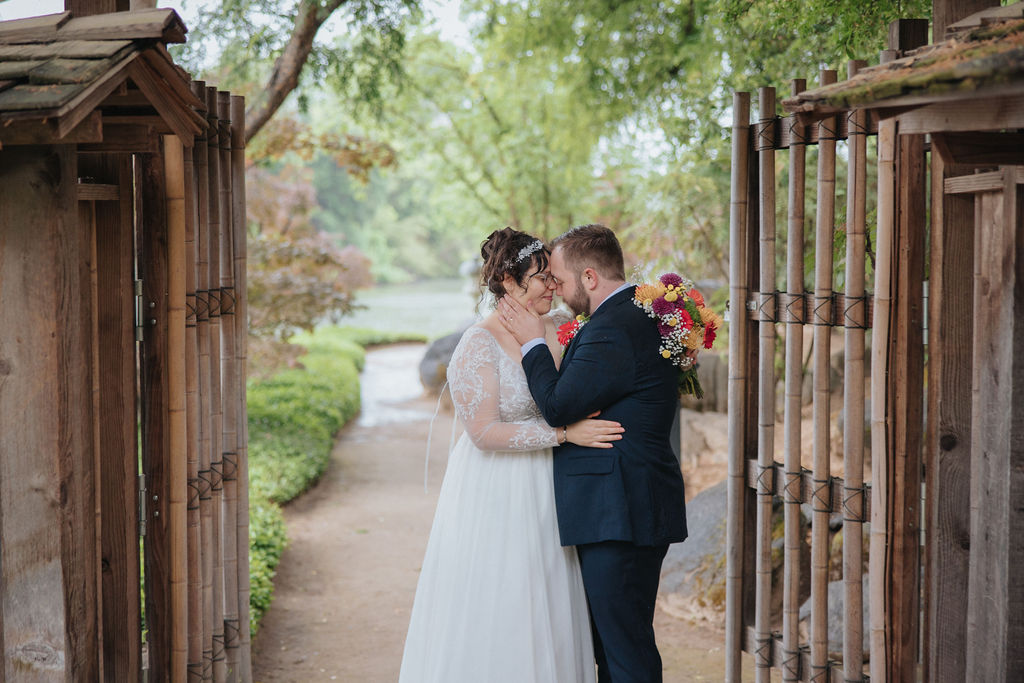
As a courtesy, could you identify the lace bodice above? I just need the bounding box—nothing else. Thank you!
[447,325,559,451]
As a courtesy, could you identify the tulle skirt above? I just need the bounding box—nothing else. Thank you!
[399,433,595,683]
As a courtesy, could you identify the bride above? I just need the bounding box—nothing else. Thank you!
[399,228,623,683]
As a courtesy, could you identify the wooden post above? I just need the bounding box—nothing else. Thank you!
[205,85,227,683]
[140,148,173,682]
[781,78,807,683]
[810,68,837,681]
[725,91,751,683]
[230,94,253,680]
[0,146,96,681]
[185,135,204,682]
[925,2,998,680]
[192,79,215,681]
[164,135,190,682]
[64,0,130,15]
[217,91,241,682]
[754,85,777,683]
[842,59,869,682]
[871,21,929,683]
[79,151,142,682]
[964,167,1024,682]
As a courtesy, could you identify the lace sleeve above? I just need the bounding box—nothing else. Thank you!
[447,327,559,451]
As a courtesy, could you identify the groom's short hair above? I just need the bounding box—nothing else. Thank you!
[551,224,626,281]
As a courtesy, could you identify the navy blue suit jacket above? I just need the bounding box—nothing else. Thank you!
[522,286,688,547]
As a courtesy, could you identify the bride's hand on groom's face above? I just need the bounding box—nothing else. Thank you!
[498,295,545,345]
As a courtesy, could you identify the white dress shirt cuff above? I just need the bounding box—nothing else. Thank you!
[520,337,546,357]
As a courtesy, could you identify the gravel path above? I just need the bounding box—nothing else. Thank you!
[251,344,757,682]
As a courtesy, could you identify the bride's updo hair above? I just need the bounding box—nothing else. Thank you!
[480,227,549,301]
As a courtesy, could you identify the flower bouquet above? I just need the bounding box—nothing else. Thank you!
[633,273,722,399]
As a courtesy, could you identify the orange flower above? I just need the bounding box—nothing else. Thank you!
[634,283,666,305]
[687,288,706,307]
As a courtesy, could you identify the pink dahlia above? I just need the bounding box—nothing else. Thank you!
[659,273,683,288]
[651,297,675,316]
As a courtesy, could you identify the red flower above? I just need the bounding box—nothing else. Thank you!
[687,288,705,307]
[557,319,582,346]
[703,322,717,349]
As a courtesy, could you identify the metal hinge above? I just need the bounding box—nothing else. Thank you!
[138,473,147,538]
[134,279,145,341]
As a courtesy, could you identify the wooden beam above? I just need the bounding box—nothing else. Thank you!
[965,167,1024,681]
[139,149,172,682]
[944,169,1023,194]
[65,0,131,17]
[0,110,102,146]
[0,11,71,43]
[0,146,80,680]
[77,183,120,201]
[79,151,142,683]
[79,123,158,153]
[897,94,1024,135]
[932,132,1024,167]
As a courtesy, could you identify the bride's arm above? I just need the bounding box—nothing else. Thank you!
[448,328,560,451]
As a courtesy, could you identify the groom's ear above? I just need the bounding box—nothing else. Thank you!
[582,267,599,291]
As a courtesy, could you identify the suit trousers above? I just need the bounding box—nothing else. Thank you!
[576,540,669,683]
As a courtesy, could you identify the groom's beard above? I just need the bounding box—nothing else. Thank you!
[564,275,591,317]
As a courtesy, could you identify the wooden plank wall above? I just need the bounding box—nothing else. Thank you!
[0,146,87,681]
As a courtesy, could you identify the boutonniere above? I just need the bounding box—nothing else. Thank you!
[557,314,590,352]
[633,272,723,398]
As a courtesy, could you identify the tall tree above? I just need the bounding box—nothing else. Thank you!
[172,0,420,142]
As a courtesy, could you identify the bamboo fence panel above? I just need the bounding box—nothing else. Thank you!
[230,93,253,682]
[217,91,241,680]
[164,134,190,682]
[185,133,204,682]
[781,78,807,683]
[205,84,228,683]
[809,68,838,680]
[754,85,777,683]
[192,78,216,681]
[725,90,751,683]
[842,59,868,681]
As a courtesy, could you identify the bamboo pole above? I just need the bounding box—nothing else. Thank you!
[869,52,898,683]
[781,77,807,682]
[164,134,190,683]
[230,94,253,680]
[754,85,777,683]
[217,91,241,682]
[206,85,227,683]
[842,60,868,682]
[810,68,838,679]
[192,78,215,681]
[725,91,751,683]
[185,132,204,682]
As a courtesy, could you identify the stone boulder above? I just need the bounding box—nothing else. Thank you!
[659,481,728,620]
[418,322,474,394]
[798,574,870,658]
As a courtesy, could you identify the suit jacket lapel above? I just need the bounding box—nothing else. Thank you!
[559,286,635,370]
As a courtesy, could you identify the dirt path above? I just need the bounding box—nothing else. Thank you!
[251,344,757,682]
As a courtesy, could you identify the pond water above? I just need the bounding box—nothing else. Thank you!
[356,343,437,428]
[342,278,482,341]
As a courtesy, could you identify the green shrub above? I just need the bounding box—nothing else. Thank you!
[245,326,367,634]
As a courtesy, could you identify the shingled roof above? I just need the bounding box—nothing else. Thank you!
[0,8,205,146]
[783,3,1024,119]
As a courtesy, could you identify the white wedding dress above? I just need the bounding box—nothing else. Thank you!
[399,325,595,683]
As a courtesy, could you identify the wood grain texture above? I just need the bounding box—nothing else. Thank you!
[0,147,77,682]
[80,151,142,682]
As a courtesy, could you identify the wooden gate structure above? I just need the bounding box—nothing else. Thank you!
[726,4,1024,682]
[0,7,252,682]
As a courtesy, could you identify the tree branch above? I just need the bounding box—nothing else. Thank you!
[245,0,349,143]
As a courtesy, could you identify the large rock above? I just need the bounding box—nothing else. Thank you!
[659,481,729,619]
[418,322,473,394]
[679,351,727,413]
[798,574,870,658]
[677,408,729,469]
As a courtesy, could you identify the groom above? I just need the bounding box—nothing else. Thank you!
[499,224,688,683]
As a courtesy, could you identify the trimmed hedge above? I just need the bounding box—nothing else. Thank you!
[245,326,423,633]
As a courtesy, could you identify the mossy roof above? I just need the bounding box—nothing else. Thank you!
[0,9,204,142]
[783,13,1024,115]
